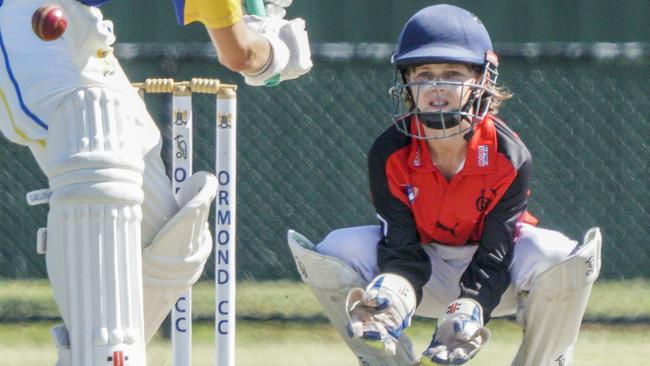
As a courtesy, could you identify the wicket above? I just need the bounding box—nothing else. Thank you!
[134,78,238,366]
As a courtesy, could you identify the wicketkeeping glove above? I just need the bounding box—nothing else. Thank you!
[346,273,416,355]
[421,298,491,365]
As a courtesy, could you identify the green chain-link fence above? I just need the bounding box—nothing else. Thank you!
[0,44,648,280]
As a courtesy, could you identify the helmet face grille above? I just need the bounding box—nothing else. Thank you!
[391,62,499,140]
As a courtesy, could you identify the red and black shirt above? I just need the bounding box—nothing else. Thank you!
[368,115,537,320]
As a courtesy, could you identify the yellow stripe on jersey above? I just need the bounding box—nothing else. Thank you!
[0,88,46,147]
[183,0,243,29]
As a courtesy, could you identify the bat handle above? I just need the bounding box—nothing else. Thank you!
[245,0,267,17]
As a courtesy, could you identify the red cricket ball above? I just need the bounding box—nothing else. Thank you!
[31,4,68,41]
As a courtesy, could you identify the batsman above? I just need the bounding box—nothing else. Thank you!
[0,0,310,365]
[288,4,602,366]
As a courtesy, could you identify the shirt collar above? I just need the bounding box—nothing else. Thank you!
[407,115,497,174]
[408,118,435,171]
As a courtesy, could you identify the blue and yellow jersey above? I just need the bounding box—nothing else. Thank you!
[172,0,243,29]
[73,1,242,29]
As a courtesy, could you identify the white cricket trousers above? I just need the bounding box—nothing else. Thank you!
[316,224,577,318]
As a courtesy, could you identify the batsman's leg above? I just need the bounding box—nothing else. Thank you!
[44,86,146,365]
[288,227,418,366]
[43,84,216,364]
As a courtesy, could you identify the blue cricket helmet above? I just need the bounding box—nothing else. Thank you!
[392,4,495,69]
[390,5,501,140]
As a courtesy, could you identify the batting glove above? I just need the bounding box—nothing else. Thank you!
[263,0,293,19]
[241,15,312,86]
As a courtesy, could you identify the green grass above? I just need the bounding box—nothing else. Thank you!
[2,278,650,321]
[1,279,649,365]
[1,320,649,365]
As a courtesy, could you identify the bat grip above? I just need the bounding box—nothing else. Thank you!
[245,0,267,17]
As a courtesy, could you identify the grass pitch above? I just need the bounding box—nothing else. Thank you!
[1,320,648,365]
[1,279,649,365]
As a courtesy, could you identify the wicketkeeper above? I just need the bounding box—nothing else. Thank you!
[0,0,310,365]
[288,4,601,366]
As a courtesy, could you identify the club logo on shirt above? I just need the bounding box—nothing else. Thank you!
[475,188,498,212]
[478,145,489,167]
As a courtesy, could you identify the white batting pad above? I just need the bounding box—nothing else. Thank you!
[512,227,602,366]
[141,171,216,341]
[45,87,146,366]
[288,230,418,366]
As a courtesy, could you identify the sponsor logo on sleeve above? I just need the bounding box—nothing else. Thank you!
[405,184,418,205]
